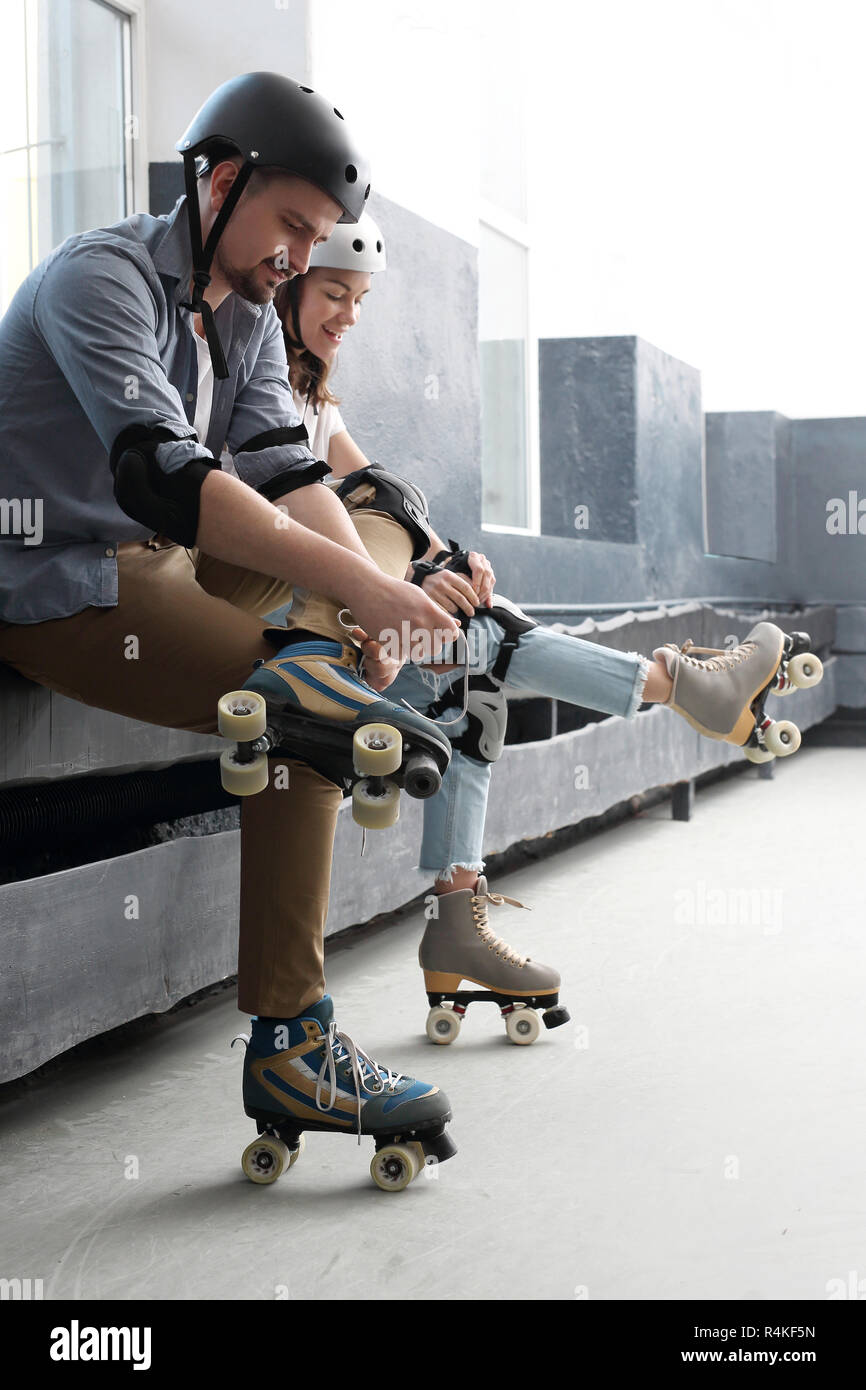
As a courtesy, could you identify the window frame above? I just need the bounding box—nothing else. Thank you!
[2,0,147,296]
[478,197,540,538]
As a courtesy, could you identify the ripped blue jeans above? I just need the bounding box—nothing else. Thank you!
[385,612,651,881]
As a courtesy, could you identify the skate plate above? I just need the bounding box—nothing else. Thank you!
[425,986,571,1046]
[742,628,824,763]
[241,1105,457,1192]
[216,687,451,829]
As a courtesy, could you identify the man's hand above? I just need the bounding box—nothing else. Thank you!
[350,573,459,664]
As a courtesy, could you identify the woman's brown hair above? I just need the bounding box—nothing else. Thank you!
[273,277,340,411]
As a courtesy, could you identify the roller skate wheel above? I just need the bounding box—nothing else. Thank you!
[426,1005,461,1045]
[787,652,823,689]
[352,778,400,828]
[370,1143,421,1192]
[218,690,268,741]
[744,744,775,764]
[287,1133,305,1168]
[353,723,402,776]
[763,719,800,757]
[220,748,269,796]
[505,1007,541,1045]
[241,1135,291,1184]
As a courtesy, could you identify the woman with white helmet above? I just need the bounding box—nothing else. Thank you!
[273,212,820,1046]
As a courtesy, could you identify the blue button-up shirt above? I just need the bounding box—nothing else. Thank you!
[0,196,321,623]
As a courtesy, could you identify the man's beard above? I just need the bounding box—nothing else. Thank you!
[213,247,284,305]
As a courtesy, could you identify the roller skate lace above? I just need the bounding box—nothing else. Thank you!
[316,1020,405,1142]
[470,888,531,968]
[665,637,755,673]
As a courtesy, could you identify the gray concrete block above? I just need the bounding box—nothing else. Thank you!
[635,338,706,598]
[788,418,866,603]
[835,606,866,651]
[836,655,866,708]
[705,411,779,562]
[539,336,638,543]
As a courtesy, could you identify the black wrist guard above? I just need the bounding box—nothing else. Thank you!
[432,538,473,577]
[410,559,443,586]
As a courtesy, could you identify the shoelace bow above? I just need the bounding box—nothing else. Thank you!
[470,888,531,967]
[666,637,756,673]
[316,1020,405,1142]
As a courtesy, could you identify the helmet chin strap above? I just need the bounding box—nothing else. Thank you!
[179,156,255,378]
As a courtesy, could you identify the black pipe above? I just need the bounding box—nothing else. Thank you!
[0,761,236,853]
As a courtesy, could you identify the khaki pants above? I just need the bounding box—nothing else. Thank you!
[0,510,413,1018]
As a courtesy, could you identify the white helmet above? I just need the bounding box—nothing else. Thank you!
[309,211,386,273]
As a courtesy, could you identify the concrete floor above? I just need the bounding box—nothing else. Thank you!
[1,744,863,1302]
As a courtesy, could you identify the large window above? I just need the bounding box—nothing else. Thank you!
[1,0,135,314]
[479,222,532,529]
[478,0,538,533]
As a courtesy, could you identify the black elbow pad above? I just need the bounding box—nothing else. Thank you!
[235,424,331,500]
[110,425,218,547]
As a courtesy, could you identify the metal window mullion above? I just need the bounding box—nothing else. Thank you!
[22,0,34,270]
[525,237,540,537]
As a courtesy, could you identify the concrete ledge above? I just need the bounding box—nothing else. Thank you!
[0,657,838,1082]
[0,664,223,788]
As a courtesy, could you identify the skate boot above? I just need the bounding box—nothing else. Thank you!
[420,875,570,1046]
[233,994,456,1192]
[217,631,452,827]
[653,622,823,763]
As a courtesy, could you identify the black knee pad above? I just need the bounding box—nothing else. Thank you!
[110,424,217,547]
[425,673,508,764]
[478,597,538,682]
[335,464,430,561]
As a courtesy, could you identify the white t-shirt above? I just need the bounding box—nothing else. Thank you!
[292,389,346,466]
[192,328,215,445]
[204,369,346,480]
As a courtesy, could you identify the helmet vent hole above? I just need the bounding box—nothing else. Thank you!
[345,164,358,183]
[299,86,314,94]
[334,107,344,119]
[352,239,364,253]
[376,240,382,252]
[364,184,371,200]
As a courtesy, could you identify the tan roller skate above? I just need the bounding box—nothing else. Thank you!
[420,875,570,1046]
[653,622,823,763]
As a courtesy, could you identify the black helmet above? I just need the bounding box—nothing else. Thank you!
[175,72,371,378]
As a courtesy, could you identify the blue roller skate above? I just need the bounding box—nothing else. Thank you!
[233,995,456,1191]
[216,628,452,828]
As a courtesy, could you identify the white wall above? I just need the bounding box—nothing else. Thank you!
[144,0,309,163]
[309,0,481,246]
[525,0,866,418]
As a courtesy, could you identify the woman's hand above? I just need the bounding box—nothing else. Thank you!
[348,626,403,692]
[466,551,495,607]
[421,568,481,617]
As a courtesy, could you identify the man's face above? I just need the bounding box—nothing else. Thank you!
[208,165,342,305]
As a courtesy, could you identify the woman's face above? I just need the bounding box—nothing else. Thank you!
[296,266,372,362]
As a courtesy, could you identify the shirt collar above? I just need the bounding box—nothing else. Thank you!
[152,194,262,327]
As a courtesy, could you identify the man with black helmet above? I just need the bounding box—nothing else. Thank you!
[0,73,458,1191]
